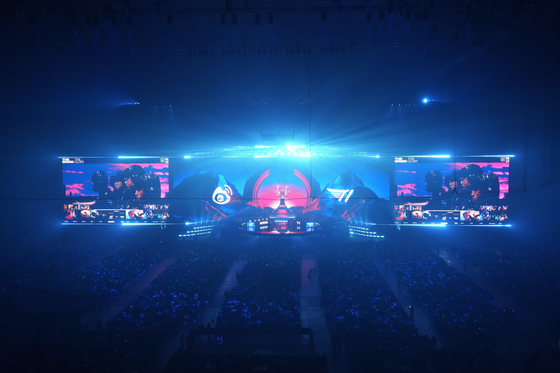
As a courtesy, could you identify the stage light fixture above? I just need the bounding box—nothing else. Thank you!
[321,11,327,23]
[255,13,260,25]
[167,13,173,26]
[268,13,273,24]
[423,98,429,103]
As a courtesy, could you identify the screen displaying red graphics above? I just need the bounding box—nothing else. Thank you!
[61,154,512,228]
[168,156,392,234]
[62,158,169,224]
[393,156,510,225]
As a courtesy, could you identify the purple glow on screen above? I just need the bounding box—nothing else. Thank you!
[256,184,309,209]
[63,162,169,198]
[396,161,509,199]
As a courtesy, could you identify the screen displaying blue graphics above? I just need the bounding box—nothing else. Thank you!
[62,157,170,224]
[61,153,511,228]
[169,155,392,234]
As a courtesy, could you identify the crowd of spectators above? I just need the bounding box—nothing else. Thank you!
[318,246,414,336]
[8,235,556,372]
[0,243,116,285]
[1,243,116,306]
[108,246,236,331]
[380,244,516,350]
[165,353,328,373]
[9,327,166,373]
[317,244,440,372]
[216,247,302,329]
[5,240,178,373]
[455,244,560,326]
[53,243,173,315]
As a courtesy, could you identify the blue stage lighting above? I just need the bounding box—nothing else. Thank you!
[422,98,429,103]
[407,155,450,158]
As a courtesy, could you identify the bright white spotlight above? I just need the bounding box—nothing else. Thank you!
[422,98,429,104]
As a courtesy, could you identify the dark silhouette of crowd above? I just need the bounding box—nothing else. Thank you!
[458,244,560,326]
[317,245,440,372]
[216,247,302,329]
[108,248,236,330]
[4,236,560,373]
[53,243,173,315]
[6,241,236,373]
[379,244,516,350]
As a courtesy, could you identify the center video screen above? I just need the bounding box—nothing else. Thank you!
[62,157,169,224]
[393,156,510,225]
[168,155,393,234]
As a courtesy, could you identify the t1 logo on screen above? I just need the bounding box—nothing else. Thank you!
[212,185,233,205]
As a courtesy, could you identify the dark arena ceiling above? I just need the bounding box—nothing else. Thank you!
[1,0,559,152]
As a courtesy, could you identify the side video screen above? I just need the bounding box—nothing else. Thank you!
[62,158,169,224]
[393,156,510,225]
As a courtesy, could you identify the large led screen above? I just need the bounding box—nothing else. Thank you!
[61,154,512,229]
[393,156,510,225]
[168,156,393,234]
[62,157,169,224]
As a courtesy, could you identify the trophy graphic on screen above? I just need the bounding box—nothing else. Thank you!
[275,185,290,202]
[270,186,295,233]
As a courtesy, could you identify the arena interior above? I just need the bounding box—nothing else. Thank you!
[1,1,560,372]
